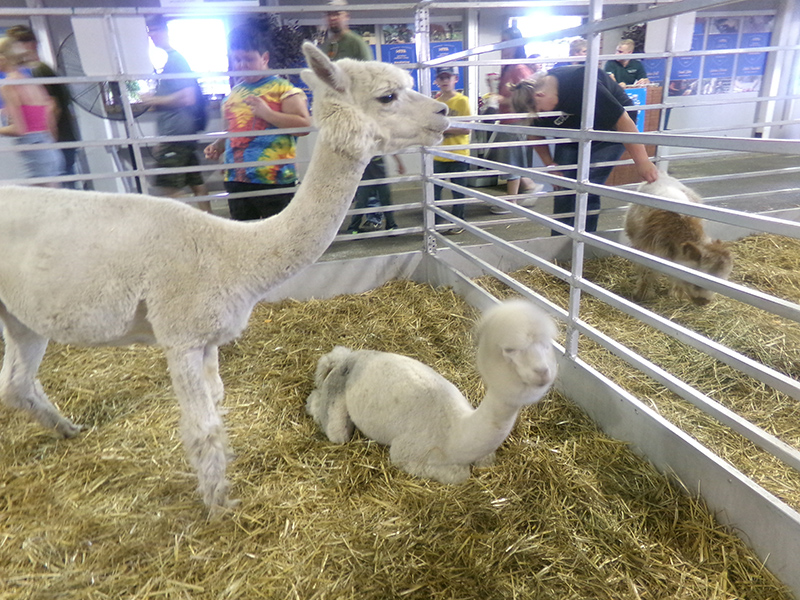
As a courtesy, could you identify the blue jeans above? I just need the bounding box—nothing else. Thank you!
[552,142,625,233]
[348,157,397,231]
[434,160,469,223]
[15,131,64,181]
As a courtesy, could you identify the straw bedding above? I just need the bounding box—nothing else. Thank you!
[0,235,796,599]
[478,233,800,514]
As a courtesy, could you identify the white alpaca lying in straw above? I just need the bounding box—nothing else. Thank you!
[0,43,447,515]
[306,300,558,483]
[625,174,733,306]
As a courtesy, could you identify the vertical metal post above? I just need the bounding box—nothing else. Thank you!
[564,0,603,359]
[416,2,437,255]
[465,7,480,119]
[107,14,150,195]
[758,0,798,138]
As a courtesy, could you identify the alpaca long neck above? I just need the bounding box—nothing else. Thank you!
[447,388,523,463]
[244,136,370,297]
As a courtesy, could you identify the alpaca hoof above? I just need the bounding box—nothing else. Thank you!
[207,497,240,520]
[201,477,232,513]
[473,452,496,469]
[55,420,83,439]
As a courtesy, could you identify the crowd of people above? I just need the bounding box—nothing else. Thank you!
[1,9,657,235]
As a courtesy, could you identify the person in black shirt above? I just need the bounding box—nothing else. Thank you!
[511,66,658,232]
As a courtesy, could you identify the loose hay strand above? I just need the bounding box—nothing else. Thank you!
[0,242,796,599]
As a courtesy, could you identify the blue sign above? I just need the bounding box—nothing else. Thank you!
[671,55,701,80]
[642,58,665,83]
[625,87,647,132]
[737,32,771,77]
[381,43,418,90]
[704,34,736,78]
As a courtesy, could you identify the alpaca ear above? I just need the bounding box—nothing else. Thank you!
[302,41,349,94]
[681,241,703,262]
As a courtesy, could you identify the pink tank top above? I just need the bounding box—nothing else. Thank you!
[20,104,49,134]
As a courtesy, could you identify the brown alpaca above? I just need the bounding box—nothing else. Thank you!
[624,175,733,306]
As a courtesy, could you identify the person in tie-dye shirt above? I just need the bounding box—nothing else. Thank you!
[205,20,310,221]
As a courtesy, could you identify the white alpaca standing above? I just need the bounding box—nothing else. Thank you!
[625,174,733,306]
[0,43,447,514]
[306,300,558,483]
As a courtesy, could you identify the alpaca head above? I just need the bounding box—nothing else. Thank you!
[475,299,558,402]
[676,239,733,306]
[301,42,449,159]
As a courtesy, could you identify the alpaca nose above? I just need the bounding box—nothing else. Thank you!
[436,105,447,116]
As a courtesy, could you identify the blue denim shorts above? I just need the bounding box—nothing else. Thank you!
[15,131,65,180]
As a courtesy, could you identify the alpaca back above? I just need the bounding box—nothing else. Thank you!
[625,175,733,305]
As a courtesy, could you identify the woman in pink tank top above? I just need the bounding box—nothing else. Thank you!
[0,35,63,186]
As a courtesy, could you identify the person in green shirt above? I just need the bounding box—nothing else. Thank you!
[603,38,650,87]
[321,0,372,62]
[321,0,404,233]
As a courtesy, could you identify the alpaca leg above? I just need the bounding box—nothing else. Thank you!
[473,452,496,469]
[389,438,470,484]
[203,345,225,406]
[0,310,80,437]
[165,345,234,515]
[633,265,656,301]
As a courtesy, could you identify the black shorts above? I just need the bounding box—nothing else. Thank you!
[154,142,204,189]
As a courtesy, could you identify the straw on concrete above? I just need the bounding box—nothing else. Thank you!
[0,246,794,599]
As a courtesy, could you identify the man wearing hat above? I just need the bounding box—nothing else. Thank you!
[321,0,402,232]
[321,0,371,62]
[433,66,471,234]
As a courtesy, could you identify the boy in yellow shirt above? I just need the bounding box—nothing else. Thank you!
[433,67,471,234]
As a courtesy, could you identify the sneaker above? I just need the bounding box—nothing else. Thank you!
[443,227,464,235]
[490,203,512,215]
[359,221,382,232]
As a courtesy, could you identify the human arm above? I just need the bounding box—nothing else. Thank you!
[443,94,471,137]
[392,154,406,175]
[204,137,225,160]
[244,90,311,134]
[531,135,565,179]
[204,104,226,160]
[614,112,658,183]
[0,86,23,136]
[633,61,650,86]
[45,94,58,140]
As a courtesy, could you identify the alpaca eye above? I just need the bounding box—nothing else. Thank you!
[377,93,397,104]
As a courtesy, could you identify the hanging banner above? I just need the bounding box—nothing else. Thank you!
[381,25,417,90]
[737,32,771,77]
[704,34,737,79]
